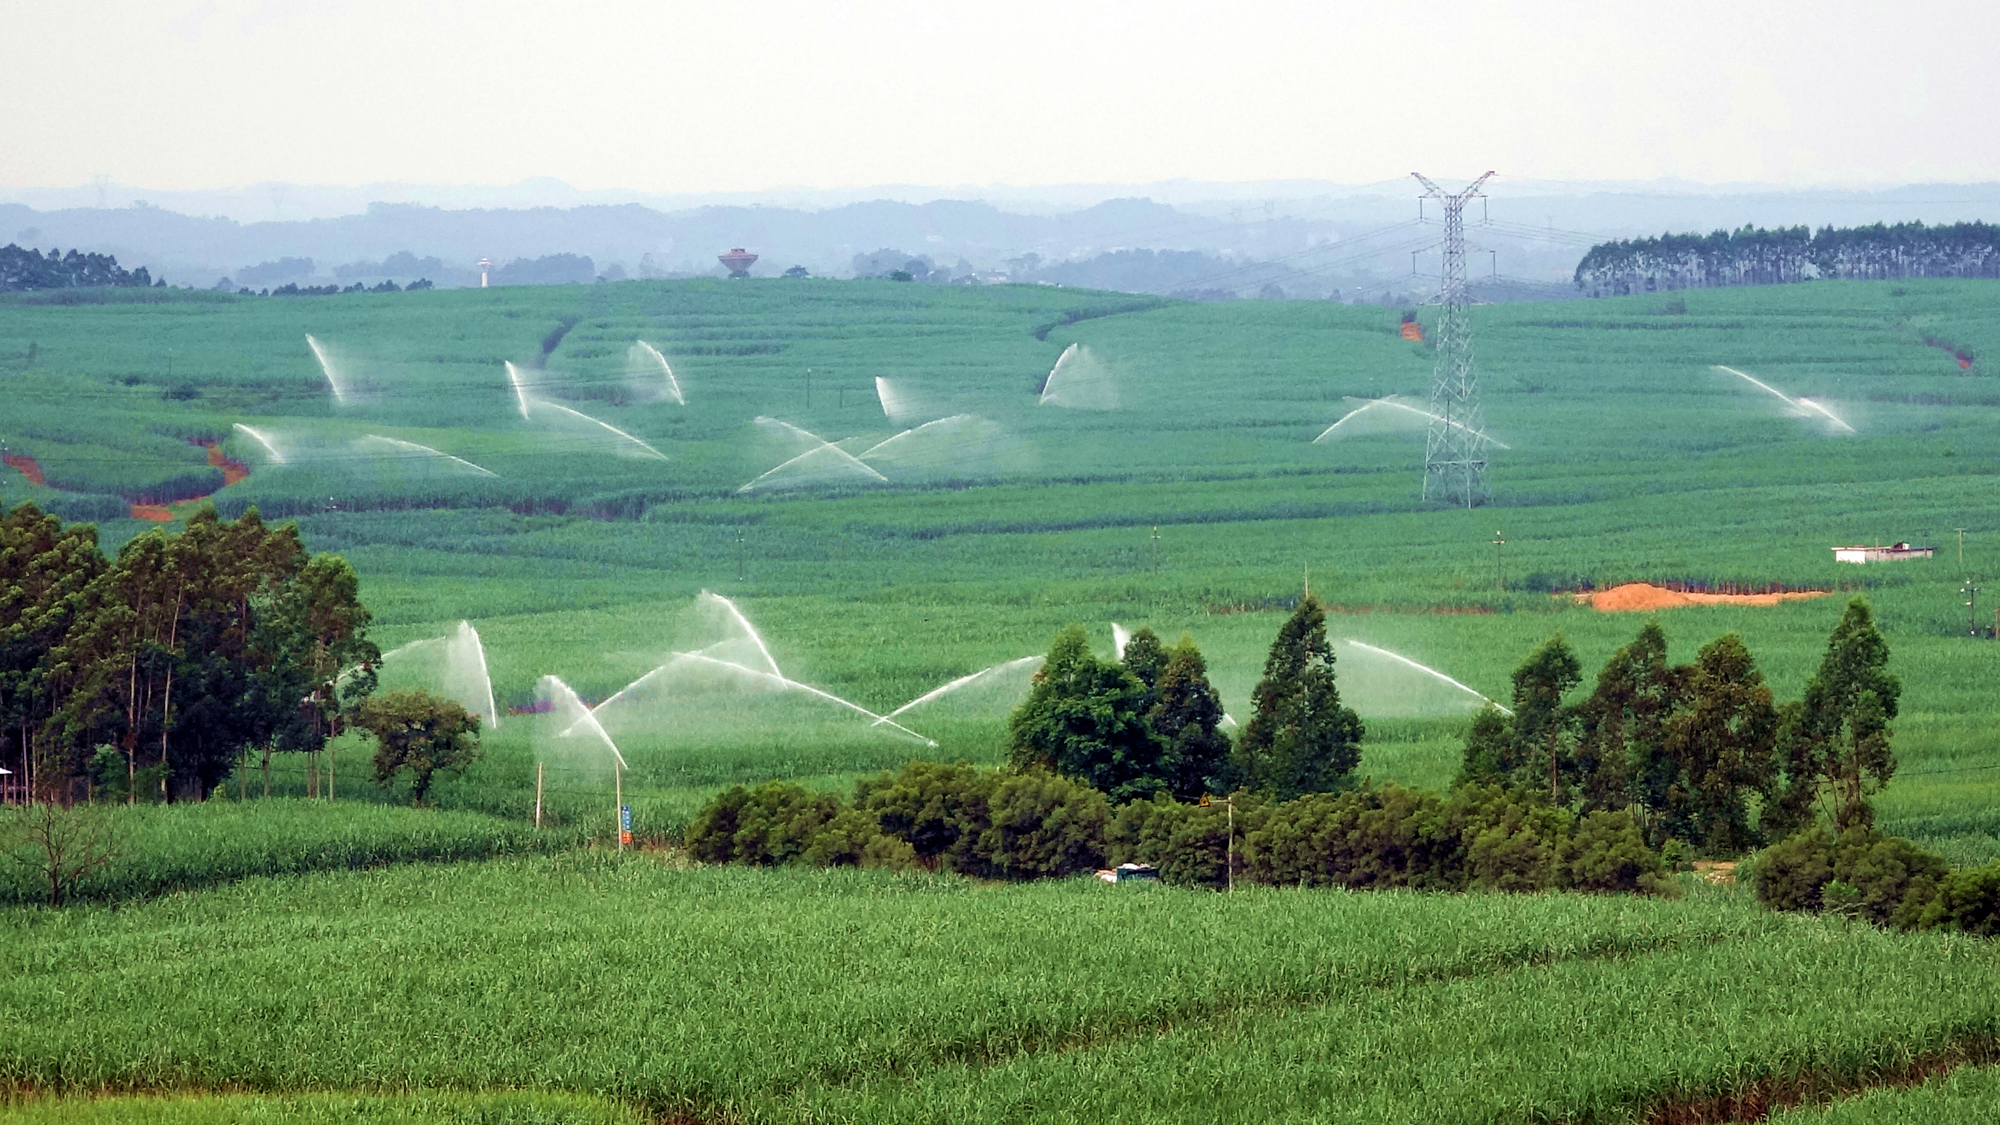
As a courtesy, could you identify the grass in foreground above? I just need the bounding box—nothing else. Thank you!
[5,859,1998,1123]
[1768,1063,2000,1124]
[0,1090,646,1125]
[0,799,566,907]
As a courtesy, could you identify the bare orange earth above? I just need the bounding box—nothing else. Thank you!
[204,441,250,486]
[3,453,45,486]
[1578,583,1833,612]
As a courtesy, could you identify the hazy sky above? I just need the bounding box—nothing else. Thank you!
[5,0,1996,192]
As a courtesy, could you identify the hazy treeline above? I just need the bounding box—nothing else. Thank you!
[0,244,159,292]
[1574,221,2000,295]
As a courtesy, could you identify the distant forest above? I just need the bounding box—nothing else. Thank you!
[0,244,158,291]
[1574,221,2000,296]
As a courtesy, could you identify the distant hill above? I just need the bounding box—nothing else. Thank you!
[4,179,1996,301]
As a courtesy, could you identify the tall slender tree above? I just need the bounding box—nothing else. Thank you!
[1773,598,1899,834]
[1237,596,1363,799]
[1148,634,1232,801]
[1662,633,1779,852]
[1509,633,1583,803]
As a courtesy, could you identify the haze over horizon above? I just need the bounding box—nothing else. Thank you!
[6,0,1996,198]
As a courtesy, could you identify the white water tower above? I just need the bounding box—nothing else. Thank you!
[477,258,492,288]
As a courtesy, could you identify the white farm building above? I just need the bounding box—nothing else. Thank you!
[1831,542,1935,564]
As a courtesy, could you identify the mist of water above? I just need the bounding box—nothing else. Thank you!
[694,590,782,678]
[443,620,500,730]
[536,675,627,785]
[875,377,917,421]
[852,414,1023,483]
[373,621,500,729]
[231,423,286,464]
[306,335,351,406]
[740,417,887,492]
[629,341,685,405]
[1314,397,1510,449]
[1712,366,1858,434]
[1112,623,1131,660]
[879,655,1042,724]
[589,651,935,747]
[504,362,534,420]
[357,435,498,477]
[1039,343,1119,410]
[1336,639,1512,717]
[531,400,669,460]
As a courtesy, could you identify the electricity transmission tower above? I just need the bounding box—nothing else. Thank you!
[1413,171,1496,508]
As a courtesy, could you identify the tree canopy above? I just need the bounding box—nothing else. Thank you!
[0,503,377,801]
[1237,596,1363,800]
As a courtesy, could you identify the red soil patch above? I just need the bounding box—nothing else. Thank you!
[201,441,250,486]
[129,504,175,522]
[4,453,45,486]
[1578,583,1833,612]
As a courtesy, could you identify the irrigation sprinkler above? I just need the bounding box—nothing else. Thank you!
[615,759,626,851]
[1962,581,1980,637]
[1956,528,1968,572]
[1492,530,1506,592]
[534,761,544,829]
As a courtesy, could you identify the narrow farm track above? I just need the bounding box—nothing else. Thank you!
[126,440,250,521]
[3,452,43,485]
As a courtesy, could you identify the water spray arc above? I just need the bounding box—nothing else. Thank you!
[504,362,533,420]
[1314,397,1509,448]
[357,435,498,477]
[305,335,349,406]
[633,341,685,405]
[740,417,887,492]
[1340,640,1512,715]
[878,656,1042,724]
[231,423,286,464]
[1413,171,1496,508]
[1712,366,1857,433]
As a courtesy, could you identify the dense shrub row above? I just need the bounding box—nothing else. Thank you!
[1754,825,2000,937]
[688,763,1673,896]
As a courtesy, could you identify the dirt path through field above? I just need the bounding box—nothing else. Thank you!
[127,440,252,521]
[1578,583,1833,612]
[4,453,45,486]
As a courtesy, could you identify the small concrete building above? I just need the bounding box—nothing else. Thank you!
[1832,542,1935,564]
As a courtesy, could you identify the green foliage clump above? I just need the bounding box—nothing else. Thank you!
[1461,606,1894,861]
[1753,824,2000,936]
[1008,625,1165,803]
[686,781,841,866]
[2,503,379,803]
[354,689,483,806]
[1772,597,1901,836]
[1236,595,1363,799]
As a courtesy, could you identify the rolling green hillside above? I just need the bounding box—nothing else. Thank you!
[3,278,1997,846]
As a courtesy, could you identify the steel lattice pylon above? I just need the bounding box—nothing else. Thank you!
[1413,171,1495,508]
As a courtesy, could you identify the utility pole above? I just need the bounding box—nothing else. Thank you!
[1413,171,1497,508]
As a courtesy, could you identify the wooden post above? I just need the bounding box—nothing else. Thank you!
[1226,795,1235,893]
[534,761,544,829]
